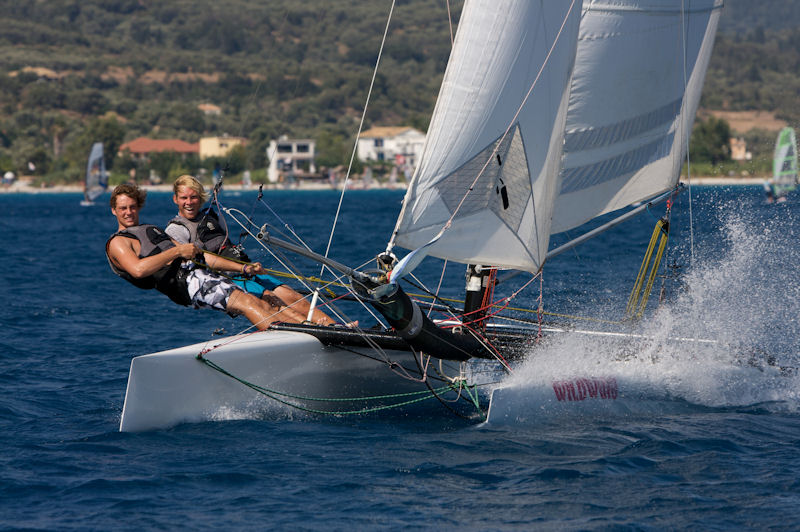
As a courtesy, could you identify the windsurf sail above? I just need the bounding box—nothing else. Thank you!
[771,127,798,198]
[84,142,108,203]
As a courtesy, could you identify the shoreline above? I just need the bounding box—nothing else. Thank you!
[0,181,409,194]
[0,176,767,194]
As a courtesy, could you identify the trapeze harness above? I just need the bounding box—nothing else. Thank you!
[167,209,250,262]
[105,224,191,306]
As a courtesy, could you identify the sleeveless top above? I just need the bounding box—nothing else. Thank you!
[106,224,191,306]
[167,209,250,262]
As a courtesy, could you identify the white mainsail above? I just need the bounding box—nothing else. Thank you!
[391,0,582,273]
[551,0,724,234]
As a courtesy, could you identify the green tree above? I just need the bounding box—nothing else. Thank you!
[64,116,126,174]
[689,116,732,166]
[315,129,350,168]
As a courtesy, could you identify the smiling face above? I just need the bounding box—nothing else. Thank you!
[112,193,140,230]
[173,185,204,220]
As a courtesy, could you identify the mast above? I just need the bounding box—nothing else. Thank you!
[463,265,493,330]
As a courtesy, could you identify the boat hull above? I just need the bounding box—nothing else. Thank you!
[120,330,491,432]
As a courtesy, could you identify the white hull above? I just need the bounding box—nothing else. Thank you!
[120,330,494,432]
[485,378,695,425]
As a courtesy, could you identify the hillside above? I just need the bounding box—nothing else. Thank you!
[0,0,797,183]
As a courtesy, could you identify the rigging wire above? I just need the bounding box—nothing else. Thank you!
[445,0,454,46]
[320,0,397,275]
[680,0,696,262]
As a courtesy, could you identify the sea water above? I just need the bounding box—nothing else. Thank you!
[1,187,799,530]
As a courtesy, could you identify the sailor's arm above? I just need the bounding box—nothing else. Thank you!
[201,252,265,276]
[108,236,198,279]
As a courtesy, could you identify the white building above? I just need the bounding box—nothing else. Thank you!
[357,127,425,169]
[267,136,316,183]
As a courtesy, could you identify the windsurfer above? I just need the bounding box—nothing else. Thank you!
[106,184,304,330]
[165,175,338,326]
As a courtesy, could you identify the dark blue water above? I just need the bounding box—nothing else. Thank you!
[2,187,800,530]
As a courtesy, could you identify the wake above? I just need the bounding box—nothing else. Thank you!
[487,200,800,424]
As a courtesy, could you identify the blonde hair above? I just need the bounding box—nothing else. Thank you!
[172,174,207,203]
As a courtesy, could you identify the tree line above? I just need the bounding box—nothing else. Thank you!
[0,0,796,184]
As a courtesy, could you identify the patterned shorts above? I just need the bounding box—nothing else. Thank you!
[185,268,239,315]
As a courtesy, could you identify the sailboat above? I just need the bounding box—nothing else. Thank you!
[119,0,723,432]
[80,142,108,207]
[765,127,798,203]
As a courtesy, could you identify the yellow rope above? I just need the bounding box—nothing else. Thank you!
[635,227,669,318]
[626,218,669,320]
[209,253,625,326]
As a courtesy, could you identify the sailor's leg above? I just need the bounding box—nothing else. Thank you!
[226,290,284,330]
[258,291,307,323]
[274,285,335,325]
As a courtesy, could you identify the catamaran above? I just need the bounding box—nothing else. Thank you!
[765,127,798,203]
[80,142,108,207]
[119,0,724,432]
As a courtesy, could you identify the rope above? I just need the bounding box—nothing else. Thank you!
[196,354,488,417]
[625,217,670,320]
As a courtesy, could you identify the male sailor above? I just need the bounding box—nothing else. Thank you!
[165,174,337,325]
[106,183,306,329]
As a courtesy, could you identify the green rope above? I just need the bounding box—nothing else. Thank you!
[197,355,487,417]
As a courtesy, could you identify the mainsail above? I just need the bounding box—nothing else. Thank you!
[85,142,108,203]
[392,0,722,274]
[771,127,798,197]
[391,0,582,273]
[552,0,724,234]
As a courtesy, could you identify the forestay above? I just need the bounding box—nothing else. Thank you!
[391,0,581,273]
[551,0,723,234]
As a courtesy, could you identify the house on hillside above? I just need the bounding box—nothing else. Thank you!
[357,127,425,170]
[729,137,751,161]
[267,136,316,183]
[119,137,199,162]
[197,103,221,116]
[199,135,246,159]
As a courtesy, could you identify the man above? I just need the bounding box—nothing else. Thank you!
[106,183,306,329]
[165,175,337,325]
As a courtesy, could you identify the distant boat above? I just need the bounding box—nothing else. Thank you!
[765,127,798,203]
[80,142,108,206]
